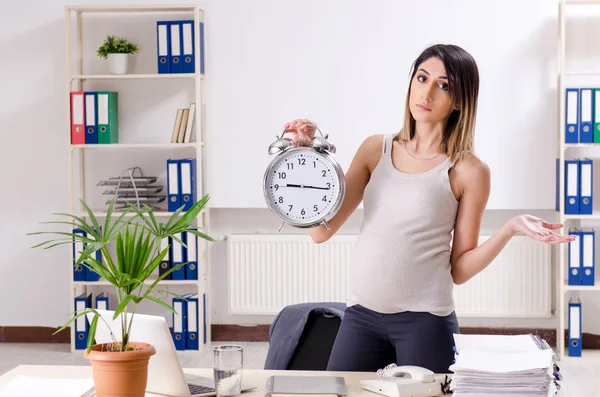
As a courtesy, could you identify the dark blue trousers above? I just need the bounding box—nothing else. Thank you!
[326,304,459,373]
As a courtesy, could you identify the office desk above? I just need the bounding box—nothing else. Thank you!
[0,365,566,397]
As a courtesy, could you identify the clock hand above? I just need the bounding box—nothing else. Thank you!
[285,184,330,190]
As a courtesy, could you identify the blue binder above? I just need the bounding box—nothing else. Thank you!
[580,88,594,143]
[169,21,183,74]
[185,232,198,280]
[181,20,194,74]
[203,293,207,344]
[566,88,579,143]
[565,159,580,214]
[568,228,582,285]
[172,297,187,350]
[74,293,92,350]
[579,158,593,215]
[179,158,196,211]
[199,22,205,74]
[568,300,582,357]
[73,228,86,281]
[171,232,186,280]
[167,159,181,211]
[582,229,595,286]
[84,92,98,144]
[186,293,199,350]
[156,21,171,74]
[95,292,109,310]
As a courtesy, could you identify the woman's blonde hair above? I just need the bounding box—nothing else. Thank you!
[395,44,480,164]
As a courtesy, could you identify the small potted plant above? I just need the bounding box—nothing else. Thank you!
[97,35,139,74]
[29,195,213,397]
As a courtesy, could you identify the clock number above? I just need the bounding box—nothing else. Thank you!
[313,161,317,168]
[326,182,331,189]
[298,158,306,166]
[322,195,327,202]
[287,163,294,170]
[274,184,279,191]
[301,208,306,215]
[313,205,318,212]
[322,170,327,177]
[288,205,293,211]
[278,197,283,203]
[278,172,286,179]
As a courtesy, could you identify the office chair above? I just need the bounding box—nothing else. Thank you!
[286,310,342,370]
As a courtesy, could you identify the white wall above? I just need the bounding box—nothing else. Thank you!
[2,0,600,336]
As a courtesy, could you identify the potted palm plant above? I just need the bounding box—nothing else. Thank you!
[28,194,213,397]
[97,35,139,74]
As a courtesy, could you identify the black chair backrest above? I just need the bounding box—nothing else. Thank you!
[286,311,342,370]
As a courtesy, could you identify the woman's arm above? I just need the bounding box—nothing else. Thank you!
[449,157,575,285]
[309,134,382,243]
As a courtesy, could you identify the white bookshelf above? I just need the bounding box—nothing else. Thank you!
[64,4,211,354]
[556,0,599,360]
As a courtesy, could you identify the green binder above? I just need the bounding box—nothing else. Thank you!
[594,88,600,143]
[97,91,119,144]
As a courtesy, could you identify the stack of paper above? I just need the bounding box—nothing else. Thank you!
[0,375,94,397]
[449,334,559,397]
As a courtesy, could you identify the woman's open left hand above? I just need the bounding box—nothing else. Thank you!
[511,214,576,244]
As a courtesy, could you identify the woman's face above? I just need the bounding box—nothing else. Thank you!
[409,57,455,124]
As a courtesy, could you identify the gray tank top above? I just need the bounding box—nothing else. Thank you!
[346,134,460,316]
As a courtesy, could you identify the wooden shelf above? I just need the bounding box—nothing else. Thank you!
[561,212,600,220]
[564,143,600,148]
[65,5,202,13]
[71,73,201,80]
[74,279,199,286]
[70,143,199,150]
[74,211,186,218]
[563,284,600,292]
[564,0,600,5]
[564,70,600,76]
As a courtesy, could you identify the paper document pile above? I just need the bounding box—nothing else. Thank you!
[0,375,94,397]
[449,334,559,397]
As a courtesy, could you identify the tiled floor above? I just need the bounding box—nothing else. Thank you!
[1,343,600,396]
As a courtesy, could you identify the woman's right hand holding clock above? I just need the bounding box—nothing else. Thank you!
[283,118,317,147]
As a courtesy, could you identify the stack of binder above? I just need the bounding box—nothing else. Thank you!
[72,228,103,282]
[556,158,593,215]
[70,91,119,145]
[172,293,205,350]
[565,87,600,144]
[74,292,110,350]
[567,228,595,286]
[449,334,560,396]
[158,232,199,280]
[167,158,197,212]
[156,20,204,74]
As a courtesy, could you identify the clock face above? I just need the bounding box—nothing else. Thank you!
[264,148,344,226]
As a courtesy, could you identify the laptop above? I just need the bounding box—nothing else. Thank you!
[85,309,256,397]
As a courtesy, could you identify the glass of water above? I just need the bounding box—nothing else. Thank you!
[213,345,243,397]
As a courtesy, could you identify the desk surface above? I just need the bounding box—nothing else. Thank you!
[0,365,567,397]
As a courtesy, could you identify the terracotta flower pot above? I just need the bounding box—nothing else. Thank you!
[84,342,156,397]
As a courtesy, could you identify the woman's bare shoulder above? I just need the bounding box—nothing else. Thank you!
[451,152,490,194]
[355,134,387,172]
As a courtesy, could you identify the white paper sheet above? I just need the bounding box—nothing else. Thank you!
[0,375,94,397]
[449,334,558,397]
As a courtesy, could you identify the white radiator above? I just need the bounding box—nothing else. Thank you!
[227,234,551,317]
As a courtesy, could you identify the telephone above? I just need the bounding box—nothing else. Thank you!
[360,364,440,397]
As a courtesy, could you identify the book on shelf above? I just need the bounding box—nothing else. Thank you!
[171,103,196,143]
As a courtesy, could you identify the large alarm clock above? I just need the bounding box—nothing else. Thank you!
[263,128,346,230]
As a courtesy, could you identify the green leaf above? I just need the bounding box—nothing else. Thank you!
[113,294,134,320]
[53,308,96,335]
[86,313,100,353]
[141,262,187,300]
